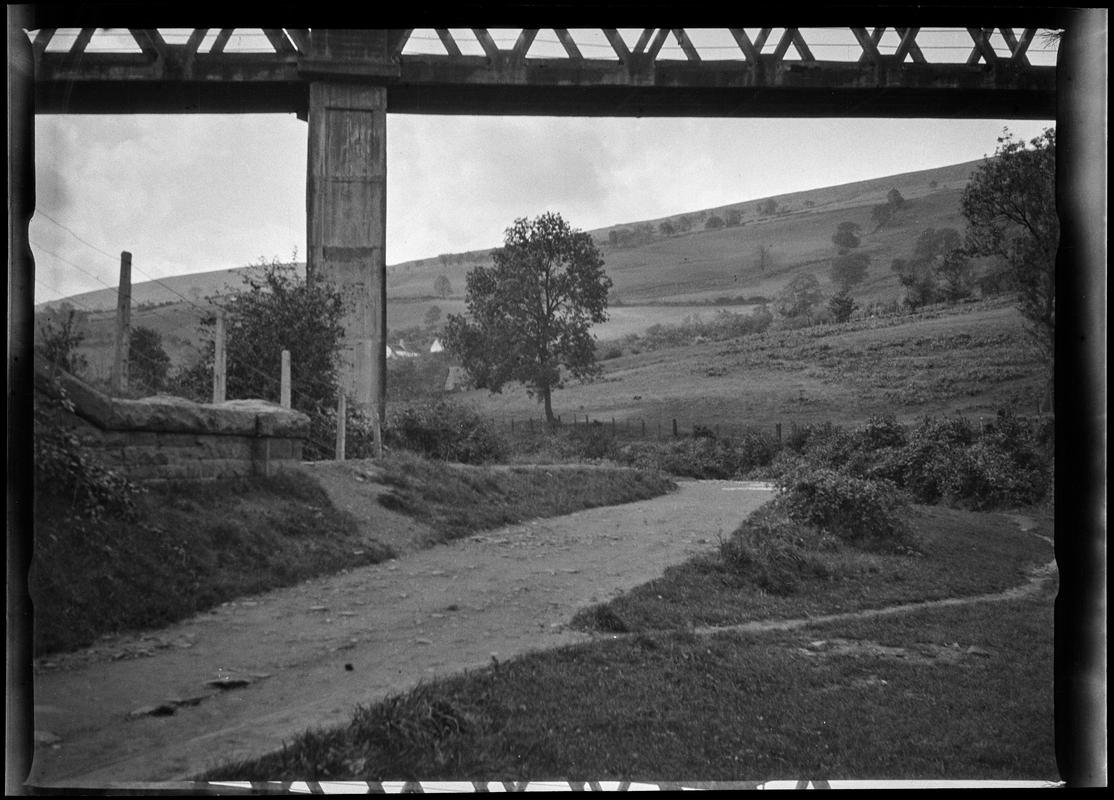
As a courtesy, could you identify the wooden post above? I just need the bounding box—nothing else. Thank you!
[280,349,291,409]
[611,417,616,433]
[212,309,226,403]
[641,418,646,437]
[335,392,347,461]
[657,421,662,439]
[529,418,534,434]
[672,418,678,437]
[372,404,383,460]
[110,251,132,394]
[776,422,782,444]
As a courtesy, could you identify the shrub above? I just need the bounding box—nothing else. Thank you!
[776,467,915,553]
[717,503,837,595]
[383,401,508,464]
[34,376,143,522]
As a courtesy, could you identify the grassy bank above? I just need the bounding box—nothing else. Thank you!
[30,472,396,656]
[200,504,1056,782]
[374,452,676,542]
[570,505,1050,633]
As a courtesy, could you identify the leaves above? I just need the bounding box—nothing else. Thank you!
[961,127,1057,361]
[443,212,612,421]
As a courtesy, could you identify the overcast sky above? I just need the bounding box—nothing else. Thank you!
[30,112,1055,306]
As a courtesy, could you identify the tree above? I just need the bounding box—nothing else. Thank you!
[891,227,968,310]
[658,220,676,236]
[755,243,775,273]
[756,198,778,217]
[962,127,1057,374]
[444,212,612,424]
[936,249,975,304]
[177,260,345,413]
[774,273,824,322]
[433,274,453,298]
[725,208,742,227]
[830,251,870,292]
[828,289,858,323]
[871,187,908,230]
[36,308,88,375]
[128,326,171,395]
[832,221,862,251]
[704,214,725,230]
[423,305,443,329]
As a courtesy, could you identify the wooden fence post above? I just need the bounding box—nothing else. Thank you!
[212,308,226,403]
[335,392,347,461]
[776,422,782,445]
[641,419,646,437]
[110,251,132,394]
[672,418,678,437]
[280,349,291,409]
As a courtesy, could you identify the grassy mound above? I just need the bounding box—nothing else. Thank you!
[31,471,395,656]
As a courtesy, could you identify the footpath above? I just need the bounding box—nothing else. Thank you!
[28,477,774,788]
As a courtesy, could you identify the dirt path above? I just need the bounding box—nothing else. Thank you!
[29,476,774,788]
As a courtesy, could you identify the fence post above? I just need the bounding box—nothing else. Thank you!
[611,417,616,433]
[212,308,226,403]
[529,418,534,434]
[280,349,291,409]
[672,418,678,437]
[110,251,132,394]
[335,392,347,461]
[641,418,646,437]
[776,422,782,445]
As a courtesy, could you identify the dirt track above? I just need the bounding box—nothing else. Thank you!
[28,471,774,788]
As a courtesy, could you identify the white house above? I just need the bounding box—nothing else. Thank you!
[430,338,444,353]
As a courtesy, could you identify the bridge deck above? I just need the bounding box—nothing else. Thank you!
[28,28,1057,118]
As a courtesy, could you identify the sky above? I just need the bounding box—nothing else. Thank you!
[25,27,1060,306]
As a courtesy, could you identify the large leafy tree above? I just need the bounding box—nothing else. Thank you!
[962,128,1057,378]
[173,260,345,415]
[444,212,612,424]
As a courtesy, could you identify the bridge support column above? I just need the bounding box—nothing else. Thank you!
[306,81,387,422]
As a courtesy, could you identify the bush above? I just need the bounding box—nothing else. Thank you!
[717,503,837,595]
[34,376,143,522]
[777,467,915,553]
[383,401,508,464]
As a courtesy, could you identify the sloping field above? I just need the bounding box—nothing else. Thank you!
[452,298,1045,432]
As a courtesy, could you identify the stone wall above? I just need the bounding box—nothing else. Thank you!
[35,360,310,482]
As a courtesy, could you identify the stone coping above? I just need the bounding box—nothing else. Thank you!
[34,359,309,439]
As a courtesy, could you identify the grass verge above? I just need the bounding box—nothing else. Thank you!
[374,452,677,542]
[570,505,1050,633]
[31,471,395,656]
[200,539,1056,782]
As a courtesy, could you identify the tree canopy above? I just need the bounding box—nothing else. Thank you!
[774,273,824,321]
[832,221,862,252]
[444,212,612,423]
[173,260,345,414]
[128,326,171,395]
[962,127,1057,364]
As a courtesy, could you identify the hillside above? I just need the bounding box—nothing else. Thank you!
[38,158,990,384]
